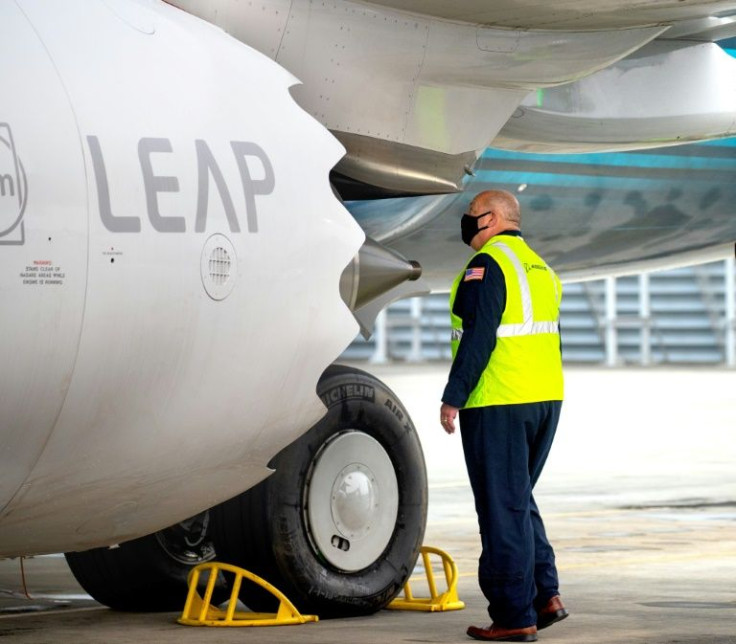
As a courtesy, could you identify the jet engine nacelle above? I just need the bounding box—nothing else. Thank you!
[0,0,364,556]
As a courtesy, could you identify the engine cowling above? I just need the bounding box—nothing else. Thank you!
[0,0,364,556]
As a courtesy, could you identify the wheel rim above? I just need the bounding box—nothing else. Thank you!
[305,431,399,572]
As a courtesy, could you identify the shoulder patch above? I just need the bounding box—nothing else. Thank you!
[464,267,485,281]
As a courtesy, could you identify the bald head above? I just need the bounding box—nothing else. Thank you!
[470,190,521,229]
[463,189,521,250]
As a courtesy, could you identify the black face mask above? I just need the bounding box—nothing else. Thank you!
[460,210,492,246]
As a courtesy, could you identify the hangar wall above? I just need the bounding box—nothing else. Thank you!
[343,258,736,367]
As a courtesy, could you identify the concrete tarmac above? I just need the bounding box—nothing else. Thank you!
[1,366,735,643]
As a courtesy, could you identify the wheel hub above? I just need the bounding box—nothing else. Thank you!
[306,431,399,572]
[154,511,216,565]
[332,464,376,540]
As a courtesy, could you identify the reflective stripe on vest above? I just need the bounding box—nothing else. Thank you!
[491,241,560,338]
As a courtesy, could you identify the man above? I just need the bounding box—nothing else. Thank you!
[440,190,568,642]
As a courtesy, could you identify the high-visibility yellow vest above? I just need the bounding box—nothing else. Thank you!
[450,234,563,406]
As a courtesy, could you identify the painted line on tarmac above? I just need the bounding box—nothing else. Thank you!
[0,606,104,620]
[429,508,645,527]
[452,549,736,579]
[557,549,736,571]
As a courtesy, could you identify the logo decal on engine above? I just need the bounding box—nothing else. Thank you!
[0,123,27,245]
[87,135,275,234]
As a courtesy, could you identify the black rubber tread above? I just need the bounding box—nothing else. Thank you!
[65,534,194,611]
[64,524,225,611]
[210,364,428,617]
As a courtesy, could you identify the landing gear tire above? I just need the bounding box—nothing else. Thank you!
[64,511,222,611]
[210,364,428,617]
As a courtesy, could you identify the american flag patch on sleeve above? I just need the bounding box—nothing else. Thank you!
[464,267,485,281]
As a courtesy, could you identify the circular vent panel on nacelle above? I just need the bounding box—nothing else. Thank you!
[200,234,237,300]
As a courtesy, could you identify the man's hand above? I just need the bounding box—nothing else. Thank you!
[440,403,459,434]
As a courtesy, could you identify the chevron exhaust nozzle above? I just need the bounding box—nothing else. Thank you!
[340,237,422,312]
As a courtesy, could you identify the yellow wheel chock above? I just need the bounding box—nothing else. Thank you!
[387,546,465,612]
[178,561,318,627]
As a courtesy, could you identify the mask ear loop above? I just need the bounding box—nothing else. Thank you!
[476,210,493,234]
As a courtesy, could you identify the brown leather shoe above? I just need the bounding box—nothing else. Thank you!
[466,623,538,642]
[537,595,569,630]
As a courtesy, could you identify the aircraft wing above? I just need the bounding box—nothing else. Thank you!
[170,0,736,196]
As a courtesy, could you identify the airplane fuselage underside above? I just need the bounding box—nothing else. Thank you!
[348,141,736,288]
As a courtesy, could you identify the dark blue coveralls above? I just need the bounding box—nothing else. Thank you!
[442,230,563,629]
